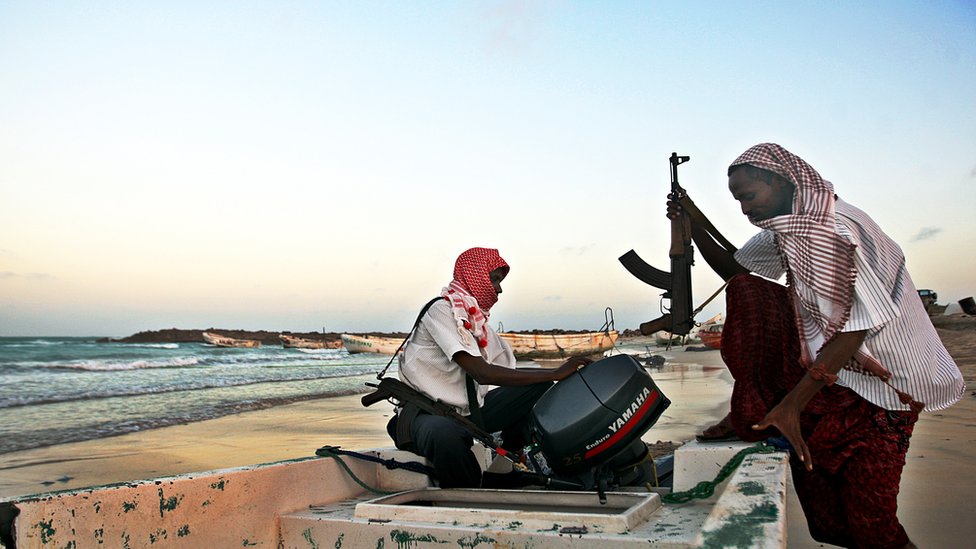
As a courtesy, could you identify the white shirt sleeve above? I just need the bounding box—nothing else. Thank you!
[734,230,787,280]
[421,300,481,360]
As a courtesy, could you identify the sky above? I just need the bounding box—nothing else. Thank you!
[1,1,974,337]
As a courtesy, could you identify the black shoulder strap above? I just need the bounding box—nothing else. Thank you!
[375,296,444,379]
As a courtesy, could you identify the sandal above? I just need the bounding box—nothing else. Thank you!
[695,414,740,442]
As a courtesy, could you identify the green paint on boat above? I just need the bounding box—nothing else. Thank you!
[210,479,227,491]
[302,527,319,549]
[149,528,168,544]
[36,519,56,543]
[157,488,182,517]
[700,501,779,548]
[122,501,137,513]
[177,525,190,537]
[334,532,344,548]
[738,480,766,496]
[390,528,445,548]
[457,532,496,548]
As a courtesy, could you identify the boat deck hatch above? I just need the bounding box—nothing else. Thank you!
[354,488,661,533]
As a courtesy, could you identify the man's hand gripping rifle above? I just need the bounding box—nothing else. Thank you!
[619,152,696,336]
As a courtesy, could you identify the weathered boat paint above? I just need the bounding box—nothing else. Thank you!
[279,334,342,349]
[201,332,261,348]
[340,334,403,355]
[498,331,618,360]
[1,443,789,548]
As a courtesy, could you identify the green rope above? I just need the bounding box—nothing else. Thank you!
[661,443,781,504]
[316,447,396,495]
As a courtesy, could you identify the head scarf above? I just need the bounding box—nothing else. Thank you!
[729,144,866,369]
[730,144,926,411]
[441,247,509,349]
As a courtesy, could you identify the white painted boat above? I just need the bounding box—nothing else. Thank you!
[279,334,342,349]
[201,332,261,348]
[499,330,618,360]
[654,331,685,346]
[340,334,404,354]
[0,441,789,548]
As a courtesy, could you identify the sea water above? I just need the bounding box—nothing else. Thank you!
[0,337,732,457]
[0,337,396,454]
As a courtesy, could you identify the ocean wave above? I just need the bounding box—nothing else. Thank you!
[0,370,374,409]
[57,357,201,371]
[128,343,180,349]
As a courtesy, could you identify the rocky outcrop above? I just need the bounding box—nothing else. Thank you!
[100,328,352,345]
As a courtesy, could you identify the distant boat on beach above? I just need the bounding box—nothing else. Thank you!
[498,330,618,360]
[698,323,723,350]
[654,331,685,346]
[917,289,948,316]
[279,334,342,350]
[340,334,404,354]
[201,332,261,348]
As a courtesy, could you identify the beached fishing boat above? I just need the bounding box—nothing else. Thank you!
[917,289,948,316]
[499,330,618,360]
[0,441,788,548]
[279,334,342,349]
[699,323,723,350]
[201,332,261,348]
[340,334,404,354]
[654,331,685,346]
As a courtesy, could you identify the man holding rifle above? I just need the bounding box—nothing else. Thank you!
[672,143,963,549]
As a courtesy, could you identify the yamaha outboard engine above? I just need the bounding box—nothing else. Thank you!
[527,354,670,502]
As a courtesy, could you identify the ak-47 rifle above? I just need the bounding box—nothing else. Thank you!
[619,152,695,336]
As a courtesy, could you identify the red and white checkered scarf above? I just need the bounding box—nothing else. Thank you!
[441,247,509,349]
[729,143,885,375]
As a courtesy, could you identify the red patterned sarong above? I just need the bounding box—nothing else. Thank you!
[722,274,917,549]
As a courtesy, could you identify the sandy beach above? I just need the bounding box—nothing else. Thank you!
[2,316,974,547]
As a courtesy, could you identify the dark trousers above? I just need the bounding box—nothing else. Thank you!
[723,274,916,549]
[388,382,552,488]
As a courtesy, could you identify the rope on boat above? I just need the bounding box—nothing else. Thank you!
[661,442,782,504]
[315,445,434,495]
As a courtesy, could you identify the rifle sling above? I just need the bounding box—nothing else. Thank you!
[679,195,737,253]
[376,296,445,379]
[465,373,485,430]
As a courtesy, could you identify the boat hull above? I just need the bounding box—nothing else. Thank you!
[340,334,404,354]
[1,443,789,548]
[699,331,722,349]
[201,332,261,348]
[279,334,342,349]
[499,331,618,360]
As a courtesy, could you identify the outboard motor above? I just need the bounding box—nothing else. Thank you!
[527,354,671,502]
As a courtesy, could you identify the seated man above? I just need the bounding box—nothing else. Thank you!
[388,247,590,488]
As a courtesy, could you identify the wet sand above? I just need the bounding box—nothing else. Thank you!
[2,320,974,547]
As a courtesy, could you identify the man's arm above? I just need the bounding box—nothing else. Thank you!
[452,351,591,385]
[668,198,749,281]
[752,329,868,470]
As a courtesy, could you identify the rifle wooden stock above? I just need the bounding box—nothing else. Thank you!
[639,314,672,336]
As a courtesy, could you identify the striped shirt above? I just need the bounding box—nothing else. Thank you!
[735,198,965,412]
[398,299,516,415]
